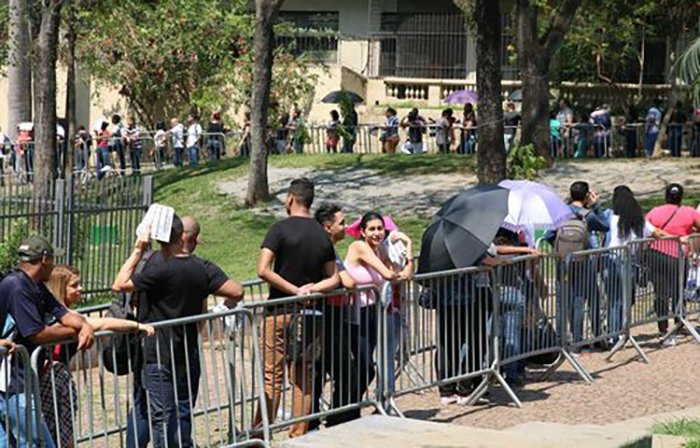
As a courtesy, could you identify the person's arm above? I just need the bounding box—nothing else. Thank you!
[585,202,610,233]
[495,245,541,256]
[339,270,356,289]
[57,311,95,350]
[84,314,154,336]
[354,242,397,281]
[112,233,150,293]
[215,280,244,307]
[257,248,305,296]
[308,260,340,294]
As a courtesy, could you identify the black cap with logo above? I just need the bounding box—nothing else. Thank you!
[17,235,64,262]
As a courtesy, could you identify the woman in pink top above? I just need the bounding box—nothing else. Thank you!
[343,212,412,416]
[646,183,700,342]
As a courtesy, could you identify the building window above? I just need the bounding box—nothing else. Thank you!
[374,13,470,79]
[277,12,339,63]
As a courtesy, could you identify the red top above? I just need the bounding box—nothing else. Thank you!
[647,204,700,257]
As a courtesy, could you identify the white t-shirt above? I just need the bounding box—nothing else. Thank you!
[154,129,167,148]
[186,123,202,148]
[607,214,656,247]
[170,124,184,148]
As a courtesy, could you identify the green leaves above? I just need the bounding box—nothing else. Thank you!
[75,0,316,127]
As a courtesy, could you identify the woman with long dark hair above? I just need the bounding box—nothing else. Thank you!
[604,185,668,340]
[343,212,411,419]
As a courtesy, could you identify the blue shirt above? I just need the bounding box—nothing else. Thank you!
[0,270,67,393]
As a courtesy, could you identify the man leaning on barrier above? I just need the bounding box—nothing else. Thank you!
[0,235,95,448]
[254,178,340,438]
[113,214,244,448]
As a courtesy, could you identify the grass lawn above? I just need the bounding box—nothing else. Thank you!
[652,419,700,447]
[152,154,468,281]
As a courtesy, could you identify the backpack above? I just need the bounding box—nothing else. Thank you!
[101,251,154,375]
[553,209,590,260]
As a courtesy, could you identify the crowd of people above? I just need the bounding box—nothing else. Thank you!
[0,182,700,445]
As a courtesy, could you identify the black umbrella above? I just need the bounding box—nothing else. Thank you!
[418,184,509,274]
[321,90,364,104]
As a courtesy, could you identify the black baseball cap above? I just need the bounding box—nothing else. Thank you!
[17,235,64,261]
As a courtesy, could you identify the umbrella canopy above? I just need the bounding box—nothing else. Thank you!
[345,215,398,239]
[507,89,556,102]
[444,89,478,105]
[321,90,364,104]
[499,179,573,231]
[418,185,509,274]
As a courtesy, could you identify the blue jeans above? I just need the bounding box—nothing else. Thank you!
[558,259,601,344]
[645,132,658,157]
[669,125,683,157]
[603,256,632,336]
[0,393,56,448]
[501,287,526,380]
[126,373,150,448]
[187,146,199,166]
[96,146,111,180]
[206,140,221,162]
[111,140,126,174]
[173,147,184,166]
[382,312,402,395]
[130,148,142,174]
[142,360,201,448]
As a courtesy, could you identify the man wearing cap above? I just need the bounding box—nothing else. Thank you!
[0,235,95,448]
[113,214,243,448]
[647,184,700,345]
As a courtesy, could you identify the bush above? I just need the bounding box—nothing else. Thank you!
[507,144,547,180]
[0,219,29,274]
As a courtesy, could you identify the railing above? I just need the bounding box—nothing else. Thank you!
[10,234,700,446]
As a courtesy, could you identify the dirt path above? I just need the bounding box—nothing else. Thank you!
[217,158,700,218]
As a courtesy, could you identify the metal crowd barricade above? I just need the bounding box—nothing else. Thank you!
[0,345,45,447]
[241,286,386,435]
[683,234,700,321]
[380,266,521,415]
[625,236,700,343]
[30,308,269,448]
[495,254,593,386]
[563,246,649,367]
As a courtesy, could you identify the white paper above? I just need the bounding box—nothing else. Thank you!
[136,204,175,243]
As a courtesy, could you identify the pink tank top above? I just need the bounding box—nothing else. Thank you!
[345,262,383,308]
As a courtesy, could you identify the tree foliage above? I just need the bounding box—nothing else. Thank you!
[75,0,316,127]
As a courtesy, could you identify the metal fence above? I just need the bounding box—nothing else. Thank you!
[0,174,152,301]
[13,234,700,446]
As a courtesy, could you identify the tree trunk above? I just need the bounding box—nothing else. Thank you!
[64,0,77,176]
[474,0,506,183]
[33,1,63,200]
[246,0,284,206]
[7,0,33,141]
[516,0,582,161]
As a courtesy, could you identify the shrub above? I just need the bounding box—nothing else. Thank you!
[0,219,29,274]
[507,144,547,180]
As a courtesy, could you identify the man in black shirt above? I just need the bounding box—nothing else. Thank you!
[254,178,339,438]
[113,215,243,448]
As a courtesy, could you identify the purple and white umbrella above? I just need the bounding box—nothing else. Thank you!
[444,89,478,105]
[498,179,573,231]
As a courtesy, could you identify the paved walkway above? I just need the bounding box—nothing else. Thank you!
[218,158,700,219]
[394,330,700,430]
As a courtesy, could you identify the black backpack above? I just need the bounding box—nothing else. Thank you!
[101,251,154,375]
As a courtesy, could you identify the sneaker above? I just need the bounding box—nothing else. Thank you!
[440,395,459,406]
[662,336,677,347]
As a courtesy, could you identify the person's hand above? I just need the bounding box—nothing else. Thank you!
[587,191,599,206]
[77,324,95,351]
[529,247,544,256]
[297,283,314,296]
[138,323,155,337]
[681,235,690,244]
[0,339,16,355]
[399,266,413,281]
[135,226,151,252]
